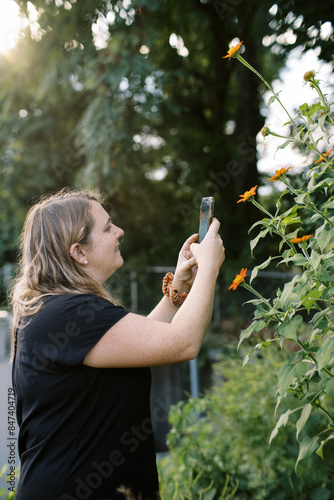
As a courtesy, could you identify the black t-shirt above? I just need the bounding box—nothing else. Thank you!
[12,294,159,500]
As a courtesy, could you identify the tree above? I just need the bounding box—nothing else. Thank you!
[1,0,333,278]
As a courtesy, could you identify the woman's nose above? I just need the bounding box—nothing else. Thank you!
[115,225,124,238]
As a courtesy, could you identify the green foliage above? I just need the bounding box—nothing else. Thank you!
[2,0,332,270]
[231,52,334,465]
[271,1,333,61]
[158,347,334,499]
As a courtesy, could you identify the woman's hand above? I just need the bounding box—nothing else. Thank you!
[173,233,199,292]
[190,218,225,275]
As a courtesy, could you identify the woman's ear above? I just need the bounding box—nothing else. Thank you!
[69,243,88,265]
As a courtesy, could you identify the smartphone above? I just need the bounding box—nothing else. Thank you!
[198,197,215,243]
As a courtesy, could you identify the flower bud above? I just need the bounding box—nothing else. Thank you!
[303,70,315,82]
[261,126,270,138]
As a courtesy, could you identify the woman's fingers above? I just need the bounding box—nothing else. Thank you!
[182,256,197,269]
[207,218,220,235]
[180,233,198,252]
[190,242,199,256]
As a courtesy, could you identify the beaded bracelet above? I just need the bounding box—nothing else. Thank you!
[162,272,188,306]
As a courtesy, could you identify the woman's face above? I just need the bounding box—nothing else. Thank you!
[83,201,124,284]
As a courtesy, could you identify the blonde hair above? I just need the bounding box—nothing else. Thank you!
[10,189,115,353]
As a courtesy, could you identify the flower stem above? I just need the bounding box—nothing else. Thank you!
[309,205,334,229]
[309,78,334,126]
[301,245,310,262]
[317,403,334,424]
[309,391,334,423]
[242,282,271,308]
[299,344,334,378]
[267,131,299,141]
[282,180,299,197]
[251,198,273,219]
[251,199,297,254]
[236,55,299,131]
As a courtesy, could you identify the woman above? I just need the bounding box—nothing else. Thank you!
[11,189,225,500]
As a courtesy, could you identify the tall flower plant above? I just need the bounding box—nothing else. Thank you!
[225,41,334,469]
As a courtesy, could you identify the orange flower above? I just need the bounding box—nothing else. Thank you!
[314,149,332,163]
[290,234,313,244]
[268,167,291,182]
[223,41,243,60]
[237,185,257,203]
[229,268,247,290]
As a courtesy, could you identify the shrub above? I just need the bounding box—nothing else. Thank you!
[158,346,334,499]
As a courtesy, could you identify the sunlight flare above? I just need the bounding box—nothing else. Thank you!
[0,0,22,53]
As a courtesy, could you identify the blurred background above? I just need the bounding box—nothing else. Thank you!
[0,0,333,480]
[0,0,333,308]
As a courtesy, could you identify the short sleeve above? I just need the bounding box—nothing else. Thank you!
[26,294,129,367]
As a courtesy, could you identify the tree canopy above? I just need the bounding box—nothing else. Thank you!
[0,0,333,276]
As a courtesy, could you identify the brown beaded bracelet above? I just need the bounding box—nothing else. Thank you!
[162,272,188,306]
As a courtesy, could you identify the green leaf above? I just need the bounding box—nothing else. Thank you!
[278,243,294,258]
[321,377,334,397]
[319,112,328,132]
[310,250,321,270]
[280,204,301,219]
[316,336,334,370]
[308,179,332,192]
[242,338,274,366]
[244,298,264,306]
[269,408,295,445]
[302,288,323,314]
[309,212,322,223]
[295,435,319,472]
[294,192,307,205]
[279,252,308,267]
[322,286,334,301]
[296,404,312,440]
[277,315,303,341]
[314,270,334,282]
[278,359,308,397]
[322,199,334,210]
[279,276,301,309]
[316,228,334,252]
[282,214,302,225]
[310,309,330,329]
[250,256,271,285]
[324,250,334,267]
[267,94,276,107]
[277,139,292,150]
[250,228,269,257]
[238,320,266,349]
[291,254,309,266]
[203,488,216,500]
[314,221,326,236]
[248,218,269,233]
[316,433,334,460]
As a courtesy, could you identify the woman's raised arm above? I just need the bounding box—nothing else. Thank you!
[147,233,198,323]
[83,219,225,368]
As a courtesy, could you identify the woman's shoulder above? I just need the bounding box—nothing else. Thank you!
[22,293,127,334]
[43,293,107,305]
[43,293,118,314]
